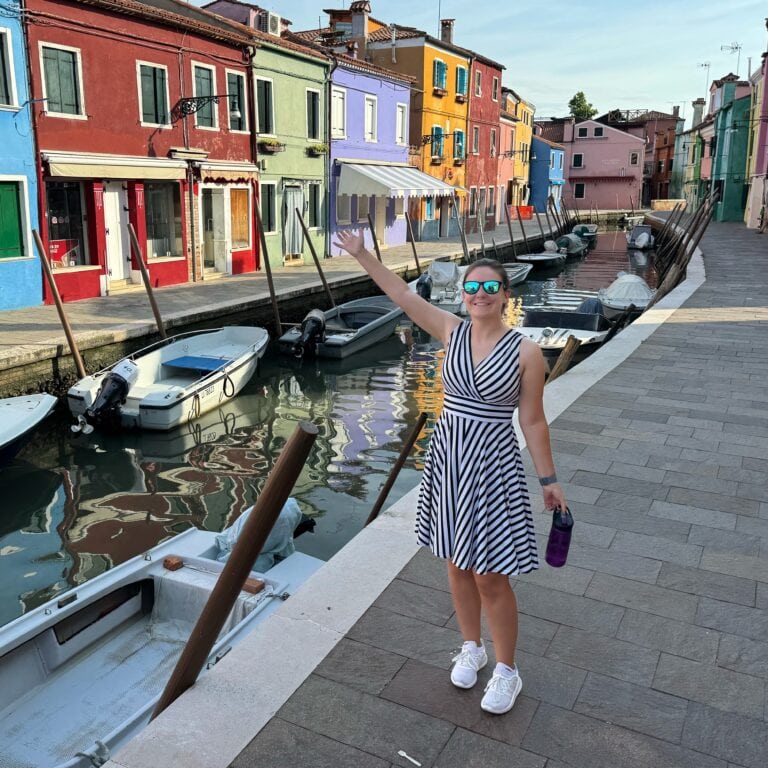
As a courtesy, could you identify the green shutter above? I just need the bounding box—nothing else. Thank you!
[194,66,214,127]
[155,67,167,123]
[257,79,272,134]
[43,48,80,115]
[42,48,62,113]
[140,65,155,123]
[227,72,243,131]
[433,59,439,87]
[0,183,24,259]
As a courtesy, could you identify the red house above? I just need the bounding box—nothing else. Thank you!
[462,41,503,235]
[26,0,259,303]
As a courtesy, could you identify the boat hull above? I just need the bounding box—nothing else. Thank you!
[0,394,58,468]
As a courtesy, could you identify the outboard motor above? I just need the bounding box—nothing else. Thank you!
[293,308,326,358]
[415,272,433,301]
[76,358,139,432]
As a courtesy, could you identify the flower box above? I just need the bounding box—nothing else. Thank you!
[455,93,466,103]
[432,87,447,97]
[258,140,286,153]
[430,155,444,165]
[306,143,328,157]
[453,157,465,166]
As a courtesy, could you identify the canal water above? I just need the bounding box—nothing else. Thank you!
[0,233,657,627]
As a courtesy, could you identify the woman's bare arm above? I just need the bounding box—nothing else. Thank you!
[516,338,567,511]
[334,230,460,344]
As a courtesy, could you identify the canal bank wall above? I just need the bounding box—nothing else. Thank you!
[0,218,572,397]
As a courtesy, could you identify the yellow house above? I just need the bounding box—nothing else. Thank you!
[367,19,470,239]
[502,87,535,205]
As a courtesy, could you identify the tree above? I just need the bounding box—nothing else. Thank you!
[568,91,598,120]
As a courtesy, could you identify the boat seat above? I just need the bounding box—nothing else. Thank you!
[324,322,353,333]
[163,355,234,372]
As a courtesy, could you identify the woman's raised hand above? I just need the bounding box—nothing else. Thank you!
[333,229,366,259]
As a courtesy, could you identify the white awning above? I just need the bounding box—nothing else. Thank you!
[338,163,457,198]
[42,151,187,180]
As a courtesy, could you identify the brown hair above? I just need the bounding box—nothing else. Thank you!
[464,258,509,290]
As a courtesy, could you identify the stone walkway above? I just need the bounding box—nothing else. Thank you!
[227,221,768,768]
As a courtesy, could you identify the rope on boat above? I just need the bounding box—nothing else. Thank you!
[75,740,111,767]
[222,372,235,398]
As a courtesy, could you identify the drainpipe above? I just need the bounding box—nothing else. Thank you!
[245,44,259,268]
[325,55,339,257]
[187,163,197,282]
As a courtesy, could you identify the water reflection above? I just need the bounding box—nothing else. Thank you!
[0,232,650,626]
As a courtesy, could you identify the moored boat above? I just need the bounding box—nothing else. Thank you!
[625,224,655,250]
[556,233,589,258]
[408,260,466,314]
[514,251,567,269]
[0,393,58,468]
[67,326,269,433]
[572,223,598,245]
[598,273,654,319]
[504,262,533,286]
[278,295,404,359]
[0,508,323,768]
[516,309,612,370]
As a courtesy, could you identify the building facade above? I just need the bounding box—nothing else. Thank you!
[496,110,515,225]
[529,136,564,213]
[463,49,503,235]
[0,1,41,310]
[502,88,534,206]
[651,124,677,200]
[745,52,767,229]
[25,0,257,303]
[711,94,751,222]
[326,56,414,255]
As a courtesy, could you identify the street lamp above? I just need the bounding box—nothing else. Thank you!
[172,94,239,122]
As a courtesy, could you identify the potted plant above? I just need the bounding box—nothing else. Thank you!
[306,143,328,157]
[258,138,286,153]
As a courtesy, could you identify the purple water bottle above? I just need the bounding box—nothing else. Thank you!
[545,506,574,568]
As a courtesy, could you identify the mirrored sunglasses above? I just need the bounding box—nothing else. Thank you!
[462,280,502,295]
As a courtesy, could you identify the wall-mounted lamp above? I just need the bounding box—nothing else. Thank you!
[172,94,238,123]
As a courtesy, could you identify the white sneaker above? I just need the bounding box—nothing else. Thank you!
[481,667,522,714]
[450,641,488,689]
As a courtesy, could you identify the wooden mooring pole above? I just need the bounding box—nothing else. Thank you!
[151,421,319,721]
[128,223,167,339]
[403,211,423,276]
[297,209,335,309]
[515,205,532,253]
[365,412,427,526]
[33,230,86,379]
[547,336,581,383]
[366,213,384,264]
[452,196,472,263]
[503,203,518,261]
[254,199,282,336]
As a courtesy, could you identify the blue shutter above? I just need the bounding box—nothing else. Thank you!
[457,67,467,96]
[439,61,447,90]
[433,59,440,87]
[454,130,464,158]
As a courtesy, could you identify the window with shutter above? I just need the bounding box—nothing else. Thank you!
[456,66,467,96]
[260,183,277,232]
[431,126,444,158]
[42,46,81,115]
[306,89,320,140]
[0,32,12,106]
[331,86,345,138]
[193,64,216,128]
[396,103,407,145]
[453,130,464,158]
[0,182,24,259]
[227,72,245,131]
[256,78,274,134]
[433,59,440,87]
[139,64,168,125]
[364,95,377,142]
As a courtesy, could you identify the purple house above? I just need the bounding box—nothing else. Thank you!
[325,54,424,255]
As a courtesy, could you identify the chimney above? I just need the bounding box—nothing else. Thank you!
[672,105,680,118]
[349,1,370,57]
[346,40,359,59]
[691,98,705,127]
[440,18,454,45]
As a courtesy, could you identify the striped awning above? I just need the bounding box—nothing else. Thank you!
[338,163,456,198]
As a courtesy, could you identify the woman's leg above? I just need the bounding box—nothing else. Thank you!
[447,561,482,643]
[473,572,518,666]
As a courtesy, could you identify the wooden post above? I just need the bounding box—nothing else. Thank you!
[33,230,86,379]
[477,206,487,257]
[403,211,422,276]
[452,196,472,263]
[491,238,500,259]
[365,412,427,526]
[297,209,335,309]
[534,211,547,243]
[366,212,384,263]
[151,421,319,721]
[547,336,580,382]
[503,202,518,261]
[128,223,167,339]
[253,198,282,336]
[548,198,564,237]
[544,206,555,241]
[515,205,532,253]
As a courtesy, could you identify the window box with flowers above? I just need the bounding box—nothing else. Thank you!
[432,87,447,97]
[306,143,328,157]
[430,154,444,165]
[453,156,465,166]
[258,138,286,153]
[455,93,466,104]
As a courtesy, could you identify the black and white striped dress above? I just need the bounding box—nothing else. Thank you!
[416,322,538,575]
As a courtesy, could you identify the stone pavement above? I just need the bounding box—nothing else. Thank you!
[227,222,768,768]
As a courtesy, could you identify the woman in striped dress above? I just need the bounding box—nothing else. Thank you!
[335,232,567,715]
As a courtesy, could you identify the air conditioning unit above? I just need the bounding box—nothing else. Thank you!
[267,11,281,36]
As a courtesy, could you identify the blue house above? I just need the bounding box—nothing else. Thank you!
[0,2,41,310]
[530,136,564,213]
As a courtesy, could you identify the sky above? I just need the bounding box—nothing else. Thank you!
[242,0,768,126]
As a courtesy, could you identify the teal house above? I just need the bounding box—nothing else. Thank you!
[711,93,751,221]
[0,1,41,310]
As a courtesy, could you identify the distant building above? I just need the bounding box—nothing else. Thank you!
[652,124,677,200]
[529,136,564,213]
[502,88,534,206]
[745,52,767,229]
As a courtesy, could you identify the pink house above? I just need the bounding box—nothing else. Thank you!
[537,117,644,210]
[496,108,516,225]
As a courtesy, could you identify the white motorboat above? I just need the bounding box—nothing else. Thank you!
[0,393,58,467]
[626,224,655,250]
[556,233,589,258]
[598,273,654,319]
[572,223,598,245]
[504,262,533,286]
[0,507,323,768]
[67,326,269,432]
[278,296,404,359]
[517,309,612,370]
[515,251,567,269]
[409,260,466,314]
